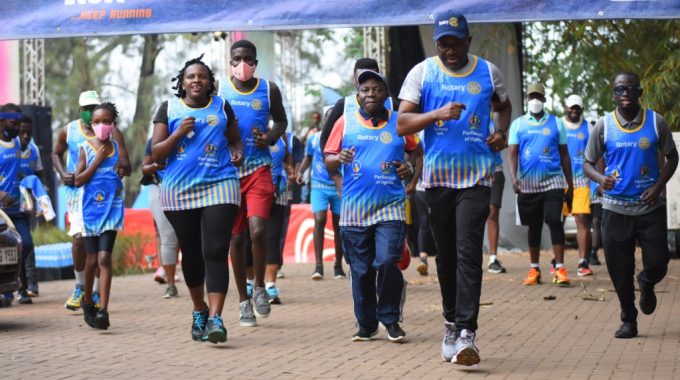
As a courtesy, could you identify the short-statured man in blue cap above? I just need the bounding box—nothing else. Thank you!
[397,11,512,366]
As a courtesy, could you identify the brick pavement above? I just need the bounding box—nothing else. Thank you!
[1,250,680,379]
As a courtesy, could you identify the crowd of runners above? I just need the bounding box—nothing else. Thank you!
[0,10,676,367]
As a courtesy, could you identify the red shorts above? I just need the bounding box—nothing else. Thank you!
[232,166,275,234]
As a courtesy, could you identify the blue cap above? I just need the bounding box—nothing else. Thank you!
[357,70,387,86]
[433,11,469,41]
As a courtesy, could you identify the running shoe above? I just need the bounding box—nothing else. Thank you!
[441,321,457,361]
[550,259,556,275]
[589,251,602,266]
[488,259,507,274]
[638,277,657,315]
[577,261,593,277]
[239,300,257,327]
[246,281,254,299]
[334,265,347,279]
[191,307,209,341]
[352,327,379,342]
[416,257,428,276]
[153,267,166,284]
[523,268,541,285]
[452,329,480,366]
[163,284,178,299]
[276,269,285,279]
[92,292,101,309]
[27,284,39,297]
[94,309,110,330]
[17,290,32,304]
[266,285,281,304]
[311,265,323,280]
[553,267,571,286]
[204,315,227,344]
[386,323,406,343]
[253,287,271,317]
[65,285,84,310]
[82,301,97,328]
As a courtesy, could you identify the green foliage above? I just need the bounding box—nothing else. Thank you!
[524,20,680,128]
[31,224,71,246]
[111,232,152,276]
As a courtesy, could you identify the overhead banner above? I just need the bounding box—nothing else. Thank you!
[2,0,679,40]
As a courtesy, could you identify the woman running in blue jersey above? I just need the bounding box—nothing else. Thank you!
[152,55,243,344]
[75,102,126,330]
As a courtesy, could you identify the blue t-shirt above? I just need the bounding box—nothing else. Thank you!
[0,139,21,215]
[509,112,567,193]
[306,132,334,189]
[562,118,590,188]
[19,141,42,177]
[65,119,95,208]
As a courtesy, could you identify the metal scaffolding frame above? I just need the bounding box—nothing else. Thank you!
[362,26,389,76]
[21,39,45,106]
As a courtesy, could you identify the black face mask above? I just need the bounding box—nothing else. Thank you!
[3,128,19,140]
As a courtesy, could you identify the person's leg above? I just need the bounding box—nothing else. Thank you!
[312,210,328,271]
[635,207,670,315]
[575,214,592,275]
[589,203,603,265]
[330,191,344,275]
[602,209,638,328]
[544,190,569,284]
[341,225,378,334]
[201,204,238,316]
[82,236,99,306]
[487,171,505,272]
[150,184,179,288]
[374,221,406,328]
[96,231,116,312]
[229,230,249,302]
[265,204,285,284]
[415,189,431,275]
[65,205,87,309]
[11,214,33,303]
[518,192,544,284]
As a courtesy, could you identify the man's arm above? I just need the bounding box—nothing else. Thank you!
[111,127,131,177]
[396,100,467,137]
[319,98,345,151]
[486,98,512,151]
[559,144,574,207]
[51,127,74,186]
[265,82,288,145]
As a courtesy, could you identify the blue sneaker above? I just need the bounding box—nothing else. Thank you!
[204,315,227,344]
[92,292,101,309]
[266,285,281,304]
[191,307,209,341]
[1,292,14,307]
[246,282,254,299]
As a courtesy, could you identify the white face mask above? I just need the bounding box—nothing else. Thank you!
[528,99,544,114]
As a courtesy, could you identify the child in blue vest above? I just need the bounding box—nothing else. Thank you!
[75,102,125,330]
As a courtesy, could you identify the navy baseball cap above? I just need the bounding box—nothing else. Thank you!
[357,70,387,86]
[433,11,469,41]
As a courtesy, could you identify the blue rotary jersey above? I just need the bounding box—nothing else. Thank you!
[218,77,271,178]
[602,109,659,206]
[19,141,41,177]
[65,119,95,210]
[78,140,124,236]
[563,118,590,188]
[306,132,334,189]
[0,139,21,215]
[160,96,240,211]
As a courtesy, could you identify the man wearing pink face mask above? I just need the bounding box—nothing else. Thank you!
[218,39,288,326]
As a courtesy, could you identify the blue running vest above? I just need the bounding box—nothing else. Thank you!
[19,142,40,177]
[0,138,21,215]
[65,120,95,211]
[218,78,272,178]
[160,96,240,211]
[420,56,495,189]
[516,114,566,193]
[602,109,659,206]
[340,111,406,227]
[564,118,590,188]
[79,140,124,236]
[307,132,335,189]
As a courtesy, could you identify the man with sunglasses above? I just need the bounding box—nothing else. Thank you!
[583,72,678,339]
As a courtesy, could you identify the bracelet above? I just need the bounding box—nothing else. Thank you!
[407,162,414,174]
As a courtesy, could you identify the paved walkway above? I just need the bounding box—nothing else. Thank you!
[2,250,680,379]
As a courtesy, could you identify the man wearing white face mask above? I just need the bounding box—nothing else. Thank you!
[218,39,288,327]
[508,82,574,287]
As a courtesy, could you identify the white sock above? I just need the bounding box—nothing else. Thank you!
[555,262,564,269]
[93,277,100,293]
[247,278,255,285]
[265,282,275,289]
[578,258,587,264]
[530,263,540,268]
[74,271,85,286]
[490,254,497,263]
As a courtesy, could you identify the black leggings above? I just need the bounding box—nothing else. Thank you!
[165,204,238,293]
[415,190,436,255]
[83,231,118,254]
[267,204,286,265]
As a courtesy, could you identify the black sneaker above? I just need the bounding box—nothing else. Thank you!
[94,310,110,330]
[385,323,406,343]
[334,265,347,279]
[203,315,227,344]
[311,265,324,280]
[191,307,209,341]
[82,301,97,328]
[614,322,638,339]
[589,251,602,266]
[17,290,33,304]
[638,277,657,315]
[488,260,506,274]
[352,327,379,342]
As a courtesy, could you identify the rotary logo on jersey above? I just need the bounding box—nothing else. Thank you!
[204,143,217,155]
[577,132,585,140]
[638,137,651,150]
[270,144,280,153]
[469,115,481,130]
[251,99,263,111]
[379,131,393,144]
[542,127,551,136]
[94,190,105,202]
[177,142,186,154]
[467,81,481,95]
[206,114,218,127]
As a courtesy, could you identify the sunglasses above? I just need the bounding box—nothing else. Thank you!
[613,85,642,97]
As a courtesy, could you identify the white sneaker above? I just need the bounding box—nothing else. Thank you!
[452,329,480,366]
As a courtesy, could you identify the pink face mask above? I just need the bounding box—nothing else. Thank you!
[232,61,256,81]
[92,123,115,141]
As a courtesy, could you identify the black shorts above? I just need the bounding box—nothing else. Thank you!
[516,189,564,226]
[490,171,505,208]
[591,203,602,219]
[83,231,118,254]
